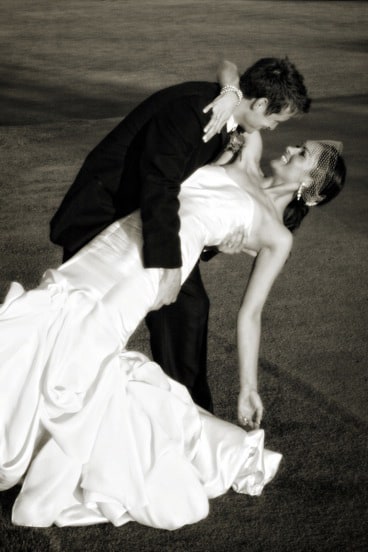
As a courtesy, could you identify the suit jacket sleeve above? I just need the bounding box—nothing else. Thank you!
[139,94,212,269]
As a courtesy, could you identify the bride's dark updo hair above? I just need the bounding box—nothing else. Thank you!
[283,149,347,233]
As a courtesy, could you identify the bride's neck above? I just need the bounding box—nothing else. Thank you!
[224,164,297,218]
[263,177,298,213]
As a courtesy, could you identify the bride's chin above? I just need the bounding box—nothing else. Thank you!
[269,159,279,176]
[269,158,279,169]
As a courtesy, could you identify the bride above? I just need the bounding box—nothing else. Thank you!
[0,134,345,528]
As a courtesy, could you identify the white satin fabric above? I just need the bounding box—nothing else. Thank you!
[0,165,281,528]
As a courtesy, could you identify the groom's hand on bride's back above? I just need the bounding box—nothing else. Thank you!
[218,226,250,255]
[151,268,182,310]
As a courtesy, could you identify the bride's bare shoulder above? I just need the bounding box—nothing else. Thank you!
[251,203,293,251]
[263,215,293,249]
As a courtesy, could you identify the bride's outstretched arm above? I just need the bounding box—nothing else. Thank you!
[203,60,241,143]
[237,229,292,428]
[217,59,240,88]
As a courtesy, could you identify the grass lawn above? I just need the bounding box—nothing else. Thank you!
[0,2,367,550]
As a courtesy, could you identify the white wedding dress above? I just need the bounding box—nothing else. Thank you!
[0,165,281,529]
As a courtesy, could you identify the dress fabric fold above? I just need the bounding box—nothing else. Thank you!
[0,165,282,528]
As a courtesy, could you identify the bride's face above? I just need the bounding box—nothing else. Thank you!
[271,141,321,183]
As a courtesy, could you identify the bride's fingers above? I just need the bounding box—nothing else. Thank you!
[202,102,214,114]
[238,407,254,427]
[203,96,222,114]
[254,405,264,428]
[204,115,219,130]
[203,120,223,142]
[240,417,258,430]
[238,416,249,427]
[203,127,217,142]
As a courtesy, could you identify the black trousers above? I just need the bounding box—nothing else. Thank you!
[63,250,213,413]
[145,263,213,412]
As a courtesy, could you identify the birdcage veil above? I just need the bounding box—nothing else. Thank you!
[298,141,343,206]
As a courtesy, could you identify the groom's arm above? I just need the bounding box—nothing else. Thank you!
[139,93,219,269]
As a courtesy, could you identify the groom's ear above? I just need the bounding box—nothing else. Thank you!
[251,98,269,113]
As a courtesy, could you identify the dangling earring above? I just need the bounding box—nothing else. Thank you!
[297,182,306,201]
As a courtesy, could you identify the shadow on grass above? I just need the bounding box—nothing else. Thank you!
[0,63,149,124]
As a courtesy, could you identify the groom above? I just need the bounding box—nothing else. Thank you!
[50,57,311,412]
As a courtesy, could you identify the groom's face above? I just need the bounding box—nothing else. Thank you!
[238,98,294,134]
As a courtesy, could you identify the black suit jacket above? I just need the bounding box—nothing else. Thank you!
[50,81,228,267]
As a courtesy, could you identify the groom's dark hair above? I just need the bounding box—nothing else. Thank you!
[240,57,311,115]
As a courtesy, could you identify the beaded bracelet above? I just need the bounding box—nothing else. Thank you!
[220,85,243,106]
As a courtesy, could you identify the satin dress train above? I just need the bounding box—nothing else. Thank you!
[0,165,281,528]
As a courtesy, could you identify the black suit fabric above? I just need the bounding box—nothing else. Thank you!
[50,81,226,412]
[50,81,224,265]
[146,263,213,412]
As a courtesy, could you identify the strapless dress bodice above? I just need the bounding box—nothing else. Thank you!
[56,164,255,300]
[179,164,254,245]
[177,165,254,274]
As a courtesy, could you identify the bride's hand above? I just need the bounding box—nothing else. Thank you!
[151,268,182,310]
[202,91,239,143]
[237,387,263,429]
